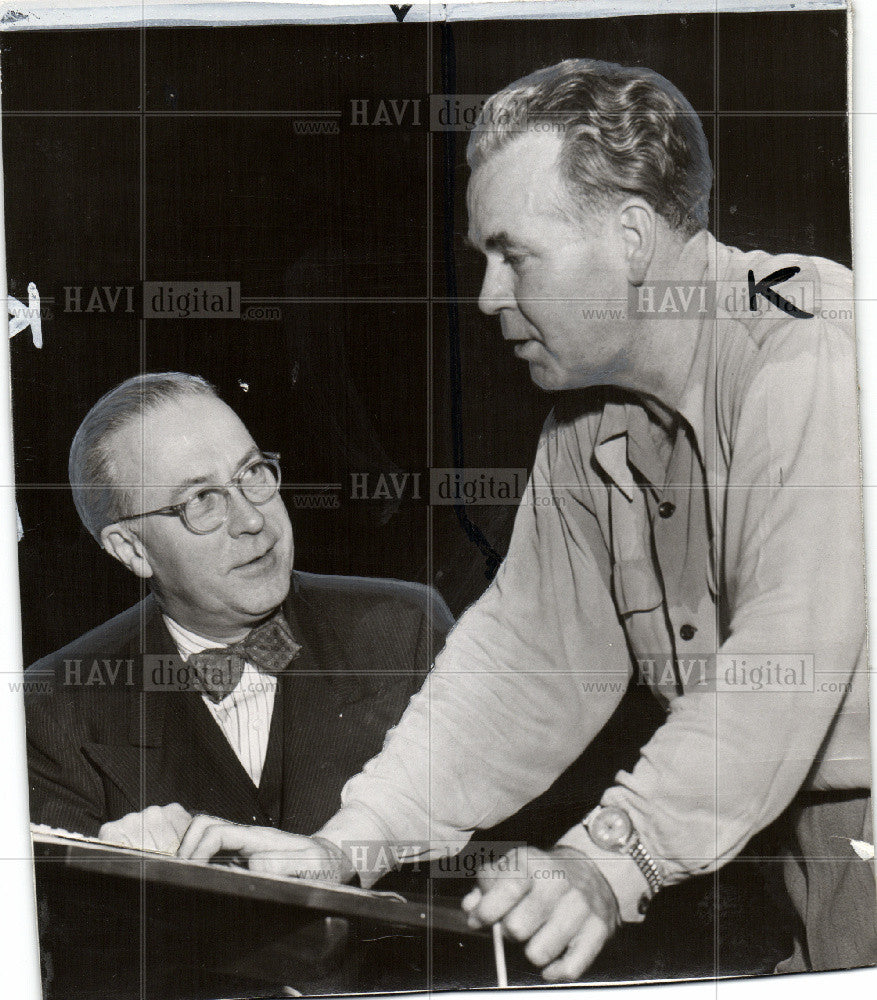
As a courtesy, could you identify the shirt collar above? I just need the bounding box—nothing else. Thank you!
[592,402,675,499]
[671,229,727,469]
[592,230,728,496]
[162,614,248,660]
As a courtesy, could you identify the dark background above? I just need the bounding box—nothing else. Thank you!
[2,9,848,988]
[3,11,849,663]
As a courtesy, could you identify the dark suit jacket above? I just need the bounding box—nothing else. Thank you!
[26,571,453,837]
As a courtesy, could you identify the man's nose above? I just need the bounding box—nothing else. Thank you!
[477,259,516,316]
[226,488,265,536]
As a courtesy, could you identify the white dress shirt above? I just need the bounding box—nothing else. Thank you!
[163,615,277,787]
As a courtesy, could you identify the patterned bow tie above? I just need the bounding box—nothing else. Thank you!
[187,612,301,703]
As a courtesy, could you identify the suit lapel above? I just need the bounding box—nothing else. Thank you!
[263,583,333,831]
[268,577,385,833]
[115,596,272,824]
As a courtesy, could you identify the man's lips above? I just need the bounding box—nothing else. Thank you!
[233,543,276,571]
[512,340,541,359]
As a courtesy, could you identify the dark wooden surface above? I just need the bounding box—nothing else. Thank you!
[33,835,484,938]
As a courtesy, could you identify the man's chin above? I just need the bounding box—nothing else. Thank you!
[528,360,608,393]
[238,569,292,620]
[239,596,289,626]
[528,361,571,392]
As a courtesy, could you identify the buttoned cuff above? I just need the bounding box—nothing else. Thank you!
[556,821,653,924]
[314,803,397,889]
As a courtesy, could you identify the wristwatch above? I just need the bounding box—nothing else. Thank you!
[582,805,665,897]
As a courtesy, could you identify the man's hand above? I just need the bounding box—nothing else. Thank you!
[98,803,193,854]
[462,845,621,982]
[177,815,355,882]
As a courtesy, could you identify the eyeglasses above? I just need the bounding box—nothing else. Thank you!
[116,452,282,535]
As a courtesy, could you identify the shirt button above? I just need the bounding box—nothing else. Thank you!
[679,623,697,641]
[658,501,676,519]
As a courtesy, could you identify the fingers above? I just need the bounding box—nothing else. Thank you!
[98,807,164,851]
[139,803,195,853]
[177,818,328,879]
[248,852,310,877]
[176,812,216,857]
[462,847,618,983]
[98,803,195,853]
[467,849,532,926]
[177,814,249,861]
[471,876,532,926]
[98,808,338,879]
[468,848,568,931]
[524,890,590,966]
[146,803,193,853]
[542,913,611,982]
[140,812,162,853]
[461,886,483,924]
[165,803,194,842]
[98,817,135,848]
[142,806,169,852]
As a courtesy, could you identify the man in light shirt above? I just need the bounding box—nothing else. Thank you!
[26,371,452,847]
[179,59,876,980]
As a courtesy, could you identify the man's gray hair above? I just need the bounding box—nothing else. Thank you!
[69,372,217,542]
[467,59,712,237]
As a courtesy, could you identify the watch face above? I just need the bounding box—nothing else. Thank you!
[589,807,633,852]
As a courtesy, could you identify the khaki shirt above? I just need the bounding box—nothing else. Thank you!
[320,232,869,920]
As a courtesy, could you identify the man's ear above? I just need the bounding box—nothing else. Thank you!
[100,523,154,580]
[618,199,656,285]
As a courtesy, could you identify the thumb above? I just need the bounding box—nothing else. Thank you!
[462,886,483,913]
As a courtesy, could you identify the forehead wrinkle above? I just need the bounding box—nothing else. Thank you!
[164,436,259,489]
[167,471,213,504]
[161,441,261,504]
[467,151,516,244]
[470,135,590,256]
[110,398,256,493]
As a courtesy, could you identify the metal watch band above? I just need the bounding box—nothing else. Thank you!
[628,838,664,895]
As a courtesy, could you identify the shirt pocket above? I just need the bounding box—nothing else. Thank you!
[612,557,665,616]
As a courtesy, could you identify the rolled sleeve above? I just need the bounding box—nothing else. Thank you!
[321,415,633,865]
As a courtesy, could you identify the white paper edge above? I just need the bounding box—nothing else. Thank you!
[0,55,43,1000]
[0,0,849,32]
[0,3,874,1000]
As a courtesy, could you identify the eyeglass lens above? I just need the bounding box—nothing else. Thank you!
[185,460,279,531]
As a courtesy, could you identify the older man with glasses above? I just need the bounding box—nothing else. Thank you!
[25,371,452,851]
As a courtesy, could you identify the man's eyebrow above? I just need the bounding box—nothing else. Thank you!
[168,474,212,504]
[167,447,262,502]
[465,231,519,253]
[234,446,263,475]
[484,231,520,252]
